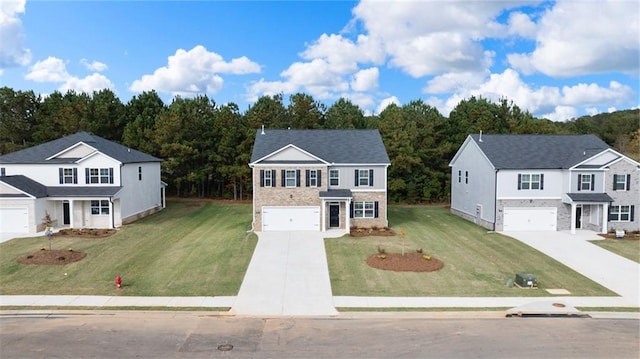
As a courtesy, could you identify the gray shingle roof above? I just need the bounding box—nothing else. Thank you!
[319,189,353,198]
[566,193,614,203]
[0,175,48,198]
[0,132,161,164]
[250,129,390,164]
[0,175,122,198]
[470,134,610,169]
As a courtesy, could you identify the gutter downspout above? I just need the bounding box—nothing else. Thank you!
[493,169,498,231]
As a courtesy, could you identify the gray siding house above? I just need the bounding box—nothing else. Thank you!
[449,134,639,234]
[249,129,391,234]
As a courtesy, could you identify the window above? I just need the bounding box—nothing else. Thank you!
[465,171,469,184]
[260,169,276,187]
[353,202,375,218]
[138,166,142,181]
[306,169,320,187]
[90,200,110,215]
[354,169,374,187]
[0,168,5,176]
[518,173,543,190]
[264,170,272,187]
[578,174,594,191]
[86,168,113,184]
[59,168,77,184]
[609,205,634,222]
[329,169,339,186]
[286,170,297,187]
[613,174,630,191]
[458,170,461,183]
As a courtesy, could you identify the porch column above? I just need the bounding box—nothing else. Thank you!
[69,200,75,229]
[601,203,608,234]
[108,199,114,229]
[321,199,326,232]
[161,186,166,209]
[570,202,576,234]
[345,198,351,233]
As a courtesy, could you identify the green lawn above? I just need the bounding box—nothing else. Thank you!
[591,239,640,263]
[0,200,257,296]
[326,206,616,297]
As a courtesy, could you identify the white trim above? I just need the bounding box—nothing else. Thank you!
[0,181,37,199]
[249,144,330,166]
[46,141,98,161]
[350,189,388,193]
[75,150,120,164]
[497,196,562,200]
[328,163,391,167]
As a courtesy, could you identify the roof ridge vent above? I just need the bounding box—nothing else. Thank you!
[261,125,265,135]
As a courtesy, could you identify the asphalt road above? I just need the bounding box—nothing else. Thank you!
[0,311,638,358]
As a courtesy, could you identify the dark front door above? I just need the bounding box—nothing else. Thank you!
[575,206,582,229]
[329,204,340,228]
[63,202,70,225]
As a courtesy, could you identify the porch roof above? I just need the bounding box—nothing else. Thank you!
[47,186,122,197]
[319,189,352,199]
[566,192,614,203]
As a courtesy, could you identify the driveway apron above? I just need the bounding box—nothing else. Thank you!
[231,231,338,316]
[504,231,639,306]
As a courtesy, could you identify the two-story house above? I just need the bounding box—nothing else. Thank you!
[449,134,639,234]
[249,129,390,233]
[0,132,165,234]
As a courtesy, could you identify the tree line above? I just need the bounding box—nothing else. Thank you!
[1,86,638,203]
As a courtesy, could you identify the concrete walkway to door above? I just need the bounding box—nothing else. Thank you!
[503,230,640,306]
[230,231,339,316]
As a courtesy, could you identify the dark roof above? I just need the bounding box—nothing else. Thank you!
[566,193,614,203]
[0,175,48,198]
[250,129,390,164]
[319,189,353,198]
[470,134,610,169]
[0,132,161,164]
[0,176,121,198]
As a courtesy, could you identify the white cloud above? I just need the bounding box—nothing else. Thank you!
[508,0,640,76]
[0,0,31,68]
[80,58,108,72]
[301,33,385,73]
[59,73,115,93]
[130,45,261,96]
[423,71,488,94]
[376,96,400,115]
[245,78,298,102]
[350,67,378,92]
[25,57,70,82]
[541,106,577,122]
[507,11,537,38]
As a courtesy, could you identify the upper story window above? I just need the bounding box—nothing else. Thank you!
[0,167,5,176]
[465,171,469,184]
[518,173,543,190]
[138,166,142,181]
[355,169,374,187]
[59,168,78,184]
[578,174,594,191]
[281,169,300,188]
[458,170,461,183]
[329,169,339,186]
[86,168,114,184]
[613,174,630,191]
[609,205,634,222]
[305,169,321,187]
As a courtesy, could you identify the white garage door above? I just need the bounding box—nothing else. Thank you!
[262,206,320,231]
[0,208,29,233]
[503,207,557,231]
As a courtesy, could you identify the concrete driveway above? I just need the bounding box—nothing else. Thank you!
[231,231,339,316]
[503,230,639,306]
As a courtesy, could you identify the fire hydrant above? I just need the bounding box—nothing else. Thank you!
[115,275,122,290]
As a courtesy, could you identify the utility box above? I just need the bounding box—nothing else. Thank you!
[515,273,537,288]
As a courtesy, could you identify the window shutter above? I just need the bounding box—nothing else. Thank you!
[354,169,359,187]
[613,174,617,190]
[540,174,544,190]
[627,174,631,191]
[281,170,286,187]
[317,170,321,187]
[590,174,595,191]
[109,168,114,184]
[374,201,379,218]
[260,170,264,187]
[577,175,581,191]
[59,168,64,184]
[517,174,521,190]
[631,206,635,222]
[85,168,89,184]
[305,170,310,187]
[271,170,276,187]
[608,206,615,221]
[369,169,374,186]
[296,170,301,187]
[73,168,78,184]
[349,202,354,218]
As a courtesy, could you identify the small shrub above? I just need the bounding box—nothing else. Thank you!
[27,255,33,259]
[57,256,66,261]
[356,228,364,233]
[68,248,74,252]
[40,247,45,251]
[378,228,386,232]
[416,248,423,254]
[377,254,387,260]
[368,228,373,234]
[423,255,432,261]
[377,246,386,254]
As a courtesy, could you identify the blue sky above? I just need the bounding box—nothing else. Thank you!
[1,0,638,121]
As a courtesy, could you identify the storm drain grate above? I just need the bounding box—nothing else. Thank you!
[217,344,234,351]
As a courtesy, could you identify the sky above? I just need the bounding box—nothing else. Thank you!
[1,0,639,121]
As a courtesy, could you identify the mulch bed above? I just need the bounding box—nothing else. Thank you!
[350,228,396,237]
[598,232,640,240]
[56,228,116,238]
[18,250,87,265]
[366,252,444,272]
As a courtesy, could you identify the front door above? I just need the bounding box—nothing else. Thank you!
[329,204,340,228]
[575,205,582,229]
[63,202,70,225]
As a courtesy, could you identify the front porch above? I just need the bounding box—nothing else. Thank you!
[565,193,613,234]
[319,189,352,234]
[45,197,120,230]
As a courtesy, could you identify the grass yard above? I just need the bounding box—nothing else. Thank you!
[591,239,640,263]
[0,200,257,296]
[326,206,616,297]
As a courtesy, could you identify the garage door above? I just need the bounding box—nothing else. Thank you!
[0,208,29,233]
[262,206,320,231]
[503,207,557,231]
